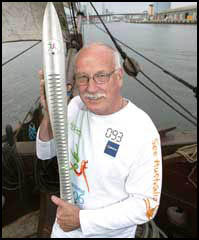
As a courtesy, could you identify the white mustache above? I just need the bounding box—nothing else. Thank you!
[83,93,106,100]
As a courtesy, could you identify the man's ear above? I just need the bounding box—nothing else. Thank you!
[117,68,124,87]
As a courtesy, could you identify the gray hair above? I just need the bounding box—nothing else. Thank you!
[74,42,121,69]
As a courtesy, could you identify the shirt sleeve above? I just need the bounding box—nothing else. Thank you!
[79,132,162,237]
[36,127,56,160]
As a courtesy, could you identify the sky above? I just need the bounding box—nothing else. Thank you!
[84,2,197,14]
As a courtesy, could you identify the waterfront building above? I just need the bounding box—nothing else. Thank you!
[157,4,197,23]
[154,2,171,15]
[148,4,154,17]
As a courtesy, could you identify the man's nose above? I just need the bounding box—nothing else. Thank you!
[86,78,98,92]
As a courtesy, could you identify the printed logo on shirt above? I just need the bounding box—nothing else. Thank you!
[72,183,85,207]
[70,121,81,136]
[70,145,90,192]
[104,140,120,157]
[143,137,161,220]
[144,198,159,220]
[152,138,161,202]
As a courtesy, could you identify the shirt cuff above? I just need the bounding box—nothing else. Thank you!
[36,127,56,159]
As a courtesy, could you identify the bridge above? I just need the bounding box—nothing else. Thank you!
[83,12,147,23]
[89,13,145,17]
[81,4,197,24]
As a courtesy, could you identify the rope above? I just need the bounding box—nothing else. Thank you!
[89,2,127,60]
[134,76,197,127]
[150,220,168,238]
[70,3,78,32]
[176,144,197,163]
[176,144,197,188]
[136,220,168,238]
[2,143,25,200]
[94,24,197,95]
[13,96,40,139]
[140,70,197,121]
[70,2,79,44]
[93,23,197,121]
[2,41,41,67]
[89,16,197,126]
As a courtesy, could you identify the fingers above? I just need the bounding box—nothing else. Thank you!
[38,69,48,112]
[40,80,46,107]
[38,69,45,99]
[51,195,66,208]
[38,69,44,80]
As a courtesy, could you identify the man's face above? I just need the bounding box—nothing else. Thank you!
[75,47,123,115]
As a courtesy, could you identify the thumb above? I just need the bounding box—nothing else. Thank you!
[51,195,66,207]
[38,69,44,79]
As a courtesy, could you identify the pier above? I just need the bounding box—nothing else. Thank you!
[153,5,197,24]
[82,5,197,24]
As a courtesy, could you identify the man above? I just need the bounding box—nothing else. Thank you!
[36,42,162,238]
[66,83,73,102]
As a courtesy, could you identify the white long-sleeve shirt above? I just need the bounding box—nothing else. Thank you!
[36,96,162,238]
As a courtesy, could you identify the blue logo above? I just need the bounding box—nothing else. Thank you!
[104,141,120,157]
[72,183,85,207]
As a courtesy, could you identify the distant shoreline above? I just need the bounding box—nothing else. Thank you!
[128,21,197,25]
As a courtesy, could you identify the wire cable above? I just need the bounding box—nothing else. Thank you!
[140,70,197,121]
[95,24,197,94]
[134,75,197,127]
[2,41,41,67]
[90,4,197,95]
[70,3,78,35]
[93,23,197,121]
[89,2,127,60]
[88,4,197,126]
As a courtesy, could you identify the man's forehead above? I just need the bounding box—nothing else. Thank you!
[75,45,115,72]
[78,45,113,59]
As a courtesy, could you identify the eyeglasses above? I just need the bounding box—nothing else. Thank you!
[74,69,117,86]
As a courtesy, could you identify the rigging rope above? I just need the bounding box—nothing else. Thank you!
[136,219,168,238]
[134,75,197,126]
[90,2,127,60]
[2,2,77,66]
[93,24,197,122]
[2,41,41,67]
[70,3,79,41]
[70,3,78,31]
[89,3,197,127]
[2,143,25,195]
[176,144,197,189]
[176,144,197,164]
[140,70,197,121]
[93,23,197,96]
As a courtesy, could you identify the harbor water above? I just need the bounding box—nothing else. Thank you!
[2,22,197,135]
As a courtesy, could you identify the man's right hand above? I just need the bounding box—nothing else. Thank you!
[38,70,53,141]
[39,69,49,113]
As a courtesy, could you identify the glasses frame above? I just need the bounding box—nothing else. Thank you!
[74,69,117,86]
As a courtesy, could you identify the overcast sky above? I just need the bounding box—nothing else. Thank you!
[84,2,197,14]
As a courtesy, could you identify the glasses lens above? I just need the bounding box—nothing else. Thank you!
[75,75,88,85]
[94,73,109,84]
[75,70,116,85]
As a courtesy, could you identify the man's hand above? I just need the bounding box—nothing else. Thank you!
[51,195,80,232]
[39,69,49,113]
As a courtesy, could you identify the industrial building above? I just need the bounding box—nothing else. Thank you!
[154,2,171,15]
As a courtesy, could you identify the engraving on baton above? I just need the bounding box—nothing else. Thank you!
[47,40,60,55]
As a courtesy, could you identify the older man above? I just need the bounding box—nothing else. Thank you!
[36,42,162,238]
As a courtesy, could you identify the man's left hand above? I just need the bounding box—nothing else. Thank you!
[51,195,80,232]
